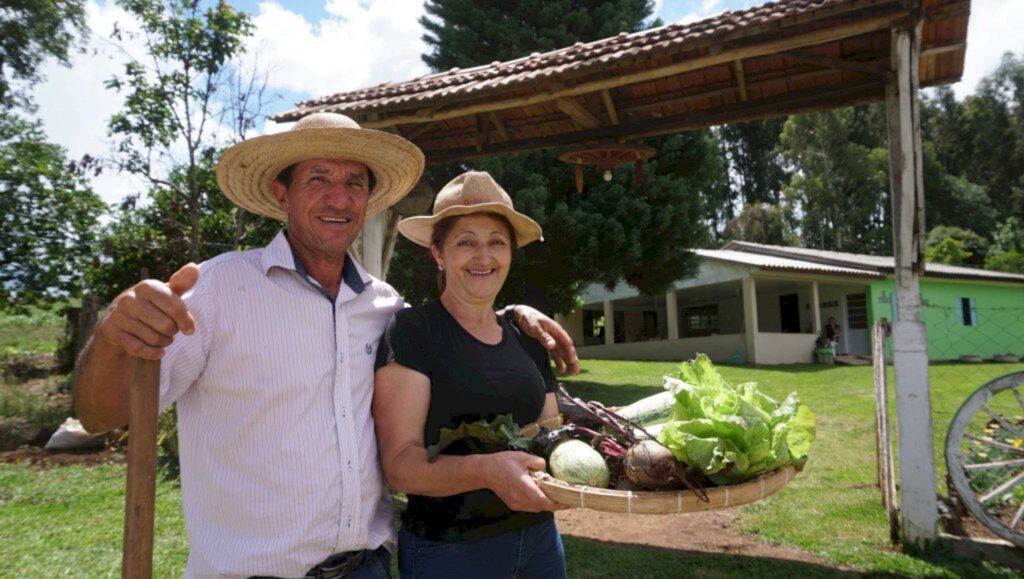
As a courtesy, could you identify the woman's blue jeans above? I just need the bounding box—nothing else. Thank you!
[398,519,566,579]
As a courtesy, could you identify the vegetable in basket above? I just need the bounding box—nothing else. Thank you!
[656,354,816,485]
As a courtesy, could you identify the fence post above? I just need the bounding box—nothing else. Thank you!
[872,318,899,544]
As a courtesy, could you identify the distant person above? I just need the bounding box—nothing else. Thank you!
[373,171,568,579]
[73,114,579,578]
[823,316,842,353]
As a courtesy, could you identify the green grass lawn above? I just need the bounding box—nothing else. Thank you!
[1,360,1022,577]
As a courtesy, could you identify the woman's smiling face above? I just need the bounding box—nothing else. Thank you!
[432,213,513,305]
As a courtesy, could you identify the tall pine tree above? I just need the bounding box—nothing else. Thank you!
[392,0,719,314]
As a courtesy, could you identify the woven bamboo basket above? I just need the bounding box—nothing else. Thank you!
[532,465,799,514]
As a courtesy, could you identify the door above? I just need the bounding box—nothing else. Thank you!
[779,293,801,333]
[845,293,869,355]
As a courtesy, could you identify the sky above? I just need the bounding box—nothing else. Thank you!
[31,0,1024,207]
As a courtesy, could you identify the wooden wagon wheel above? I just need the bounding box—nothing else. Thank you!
[945,371,1024,547]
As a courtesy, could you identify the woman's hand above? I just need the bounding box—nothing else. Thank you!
[512,305,580,375]
[484,451,567,512]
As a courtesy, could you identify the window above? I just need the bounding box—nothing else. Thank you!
[684,305,720,337]
[958,297,978,327]
[847,293,868,330]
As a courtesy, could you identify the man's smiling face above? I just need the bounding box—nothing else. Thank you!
[272,158,371,263]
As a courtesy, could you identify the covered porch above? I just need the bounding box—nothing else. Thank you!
[562,269,875,365]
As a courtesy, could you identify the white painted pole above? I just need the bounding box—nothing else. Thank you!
[666,290,679,340]
[361,211,387,279]
[603,300,615,346]
[885,21,938,547]
[811,281,822,336]
[742,276,758,364]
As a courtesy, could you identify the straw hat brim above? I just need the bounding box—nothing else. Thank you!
[216,126,425,220]
[398,203,544,248]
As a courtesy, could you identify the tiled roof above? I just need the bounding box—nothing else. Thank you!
[275,0,902,120]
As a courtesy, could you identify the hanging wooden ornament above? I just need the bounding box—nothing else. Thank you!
[558,143,656,193]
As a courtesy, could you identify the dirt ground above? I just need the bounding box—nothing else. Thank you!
[555,507,836,566]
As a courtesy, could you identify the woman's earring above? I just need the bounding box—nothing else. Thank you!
[437,264,444,272]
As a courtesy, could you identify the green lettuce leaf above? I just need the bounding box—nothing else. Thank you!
[427,414,532,462]
[656,354,816,484]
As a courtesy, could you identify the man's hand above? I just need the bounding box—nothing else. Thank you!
[513,305,580,375]
[95,263,200,360]
[484,451,566,512]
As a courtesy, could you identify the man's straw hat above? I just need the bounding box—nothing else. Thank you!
[398,171,543,248]
[216,112,425,220]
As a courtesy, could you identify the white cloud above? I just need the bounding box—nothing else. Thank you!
[247,0,430,103]
[33,0,146,206]
[951,0,1023,98]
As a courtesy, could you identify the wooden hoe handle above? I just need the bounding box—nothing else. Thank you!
[122,358,160,579]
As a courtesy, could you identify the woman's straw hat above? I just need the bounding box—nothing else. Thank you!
[216,112,425,220]
[398,171,543,248]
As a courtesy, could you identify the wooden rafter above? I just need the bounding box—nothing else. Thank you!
[487,112,511,141]
[424,78,884,164]
[601,90,620,125]
[556,97,601,129]
[781,49,889,75]
[734,59,749,101]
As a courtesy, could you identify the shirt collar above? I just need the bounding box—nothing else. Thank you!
[260,230,368,295]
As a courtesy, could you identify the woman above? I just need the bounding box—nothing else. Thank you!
[373,171,567,579]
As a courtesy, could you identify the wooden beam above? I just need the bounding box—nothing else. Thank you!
[556,97,601,129]
[357,12,900,129]
[733,59,749,101]
[620,66,847,119]
[475,114,488,151]
[601,90,620,125]
[400,121,437,140]
[487,112,511,141]
[920,41,965,57]
[425,79,885,164]
[781,49,889,75]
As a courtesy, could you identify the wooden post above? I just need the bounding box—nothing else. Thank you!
[885,20,938,548]
[872,319,899,544]
[123,358,161,578]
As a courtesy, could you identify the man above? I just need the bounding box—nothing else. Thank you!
[73,113,579,578]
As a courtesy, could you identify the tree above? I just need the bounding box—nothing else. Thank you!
[723,202,789,246]
[86,155,278,302]
[717,118,789,207]
[957,53,1024,219]
[780,106,891,254]
[105,0,257,262]
[986,251,1024,274]
[0,111,104,310]
[0,0,88,110]
[400,0,720,314]
[924,226,988,268]
[925,237,971,266]
[421,0,654,71]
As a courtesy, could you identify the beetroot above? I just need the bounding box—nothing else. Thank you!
[624,439,686,489]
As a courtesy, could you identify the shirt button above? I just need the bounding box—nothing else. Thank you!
[346,516,352,527]
[347,460,353,472]
[341,406,347,418]
[339,352,345,363]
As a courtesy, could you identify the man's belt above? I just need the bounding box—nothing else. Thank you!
[305,550,366,579]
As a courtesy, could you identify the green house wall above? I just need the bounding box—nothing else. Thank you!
[867,278,1024,360]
